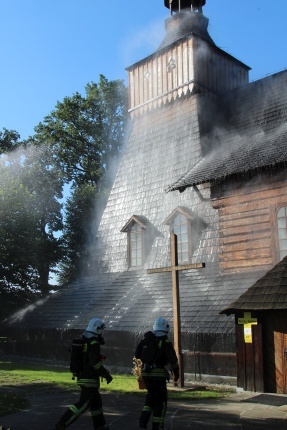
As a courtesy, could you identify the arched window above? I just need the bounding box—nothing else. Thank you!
[121,215,159,268]
[173,213,189,263]
[130,223,143,267]
[277,206,287,260]
[164,207,205,264]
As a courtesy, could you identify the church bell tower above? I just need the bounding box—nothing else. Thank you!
[127,0,250,117]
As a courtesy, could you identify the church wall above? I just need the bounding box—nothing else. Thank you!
[94,93,220,273]
[211,168,287,272]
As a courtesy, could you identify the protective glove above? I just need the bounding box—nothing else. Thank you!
[173,367,179,383]
[105,373,113,384]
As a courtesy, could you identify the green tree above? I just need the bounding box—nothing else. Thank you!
[21,145,64,292]
[32,75,128,283]
[0,128,22,154]
[0,144,63,318]
[33,75,128,186]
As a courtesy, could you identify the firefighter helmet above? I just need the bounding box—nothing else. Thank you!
[153,317,170,333]
[86,318,105,335]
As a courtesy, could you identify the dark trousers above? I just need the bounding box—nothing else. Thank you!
[139,377,167,429]
[55,386,106,429]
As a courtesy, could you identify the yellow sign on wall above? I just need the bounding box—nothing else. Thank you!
[244,324,252,343]
[238,312,258,344]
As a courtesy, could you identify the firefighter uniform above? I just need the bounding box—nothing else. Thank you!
[134,317,179,430]
[54,319,112,430]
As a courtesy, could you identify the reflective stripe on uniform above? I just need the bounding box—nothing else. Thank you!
[143,406,152,412]
[91,408,104,416]
[152,416,164,424]
[93,361,103,370]
[142,368,167,378]
[152,401,166,425]
[65,402,89,426]
[77,378,99,388]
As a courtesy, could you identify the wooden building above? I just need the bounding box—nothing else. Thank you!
[220,257,287,393]
[3,1,287,389]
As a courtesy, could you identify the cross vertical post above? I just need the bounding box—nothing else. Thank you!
[170,232,184,388]
[147,233,205,389]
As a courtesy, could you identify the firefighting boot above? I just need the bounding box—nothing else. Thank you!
[92,411,109,429]
[139,408,151,428]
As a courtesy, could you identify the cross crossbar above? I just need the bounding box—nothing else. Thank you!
[147,262,205,274]
[238,312,258,325]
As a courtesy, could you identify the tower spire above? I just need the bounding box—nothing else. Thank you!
[164,0,206,14]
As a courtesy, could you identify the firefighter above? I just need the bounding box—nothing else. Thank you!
[134,317,179,430]
[54,318,112,430]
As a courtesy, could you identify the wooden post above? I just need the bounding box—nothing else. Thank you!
[170,232,184,387]
[147,232,205,388]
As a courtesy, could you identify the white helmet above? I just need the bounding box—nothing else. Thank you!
[86,318,105,335]
[153,317,170,333]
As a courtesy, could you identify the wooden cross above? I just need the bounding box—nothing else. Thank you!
[147,231,205,387]
[238,312,258,344]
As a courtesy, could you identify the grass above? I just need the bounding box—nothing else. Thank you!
[0,360,234,415]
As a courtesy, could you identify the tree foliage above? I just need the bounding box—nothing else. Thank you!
[0,143,63,318]
[0,128,22,154]
[32,75,128,284]
[33,75,128,186]
[0,74,128,317]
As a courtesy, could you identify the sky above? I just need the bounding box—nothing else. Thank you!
[1,0,287,141]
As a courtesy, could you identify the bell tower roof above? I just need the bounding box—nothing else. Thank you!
[159,0,213,50]
[157,8,214,51]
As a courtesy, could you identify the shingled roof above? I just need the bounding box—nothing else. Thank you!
[167,70,287,192]
[157,10,215,51]
[221,256,287,316]
[6,266,266,335]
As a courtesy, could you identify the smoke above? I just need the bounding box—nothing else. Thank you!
[121,18,165,70]
[5,297,50,324]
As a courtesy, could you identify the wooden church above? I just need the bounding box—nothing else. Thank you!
[4,0,287,392]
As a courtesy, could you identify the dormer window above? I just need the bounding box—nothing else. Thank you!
[173,213,189,263]
[164,207,205,264]
[121,215,159,268]
[130,223,143,267]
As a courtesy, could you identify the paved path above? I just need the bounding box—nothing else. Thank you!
[1,385,287,430]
